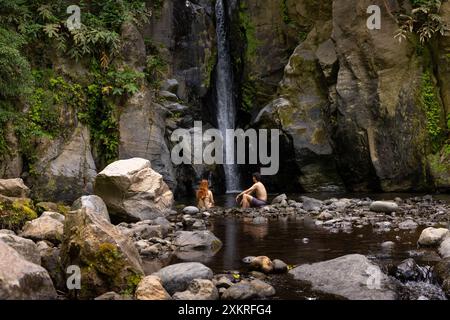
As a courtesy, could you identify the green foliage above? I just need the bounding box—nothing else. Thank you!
[122,273,143,297]
[0,0,161,168]
[0,198,38,232]
[280,0,293,25]
[0,28,32,99]
[395,0,449,44]
[77,65,144,164]
[238,2,260,63]
[420,70,446,152]
[145,55,167,87]
[241,81,256,112]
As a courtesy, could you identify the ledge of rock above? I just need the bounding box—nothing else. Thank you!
[289,254,397,300]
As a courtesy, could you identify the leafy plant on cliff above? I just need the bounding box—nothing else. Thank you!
[0,0,155,167]
[420,70,446,152]
[238,2,260,64]
[394,0,449,44]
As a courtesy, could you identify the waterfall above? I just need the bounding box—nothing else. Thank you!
[215,0,240,193]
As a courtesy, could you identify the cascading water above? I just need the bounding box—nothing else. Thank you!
[215,0,240,193]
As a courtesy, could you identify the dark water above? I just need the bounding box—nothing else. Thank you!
[173,193,449,299]
[206,216,440,299]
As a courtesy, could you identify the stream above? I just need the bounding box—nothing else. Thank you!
[173,193,450,300]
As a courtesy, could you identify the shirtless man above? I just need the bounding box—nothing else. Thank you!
[236,173,268,208]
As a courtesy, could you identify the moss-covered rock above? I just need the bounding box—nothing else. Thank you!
[0,196,37,232]
[60,208,144,299]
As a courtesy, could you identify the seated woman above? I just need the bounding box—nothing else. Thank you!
[196,179,215,210]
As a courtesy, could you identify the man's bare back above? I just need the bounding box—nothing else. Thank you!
[253,182,267,202]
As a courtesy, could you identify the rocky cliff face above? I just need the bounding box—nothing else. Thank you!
[1,0,449,199]
[253,0,449,192]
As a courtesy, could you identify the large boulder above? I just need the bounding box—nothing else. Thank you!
[20,214,64,244]
[418,227,449,247]
[94,158,174,222]
[154,262,213,295]
[289,254,397,300]
[0,233,40,265]
[135,275,171,300]
[60,208,144,299]
[71,195,110,222]
[0,241,56,299]
[0,178,30,198]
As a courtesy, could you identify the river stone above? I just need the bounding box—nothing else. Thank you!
[94,158,174,222]
[173,231,222,252]
[173,279,219,300]
[289,254,397,300]
[183,206,200,215]
[317,211,333,221]
[122,224,163,240]
[381,241,395,249]
[20,215,64,244]
[370,201,399,213]
[272,259,288,273]
[272,194,287,205]
[213,275,233,289]
[418,227,450,246]
[0,241,56,299]
[153,217,172,235]
[61,208,144,299]
[398,220,418,230]
[0,233,40,265]
[252,216,268,225]
[135,275,171,300]
[0,178,30,198]
[71,195,110,222]
[154,262,213,295]
[301,196,323,212]
[242,256,256,264]
[250,256,274,274]
[248,279,276,298]
[395,258,423,282]
[439,238,450,259]
[221,283,258,300]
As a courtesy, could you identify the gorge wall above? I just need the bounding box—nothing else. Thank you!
[1,0,450,202]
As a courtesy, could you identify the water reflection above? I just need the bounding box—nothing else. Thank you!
[223,217,237,270]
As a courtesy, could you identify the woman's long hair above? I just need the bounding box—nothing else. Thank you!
[197,180,209,200]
